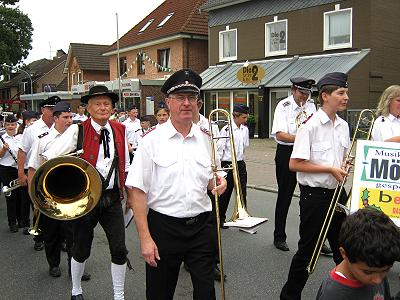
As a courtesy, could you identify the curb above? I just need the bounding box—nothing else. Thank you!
[247,184,300,198]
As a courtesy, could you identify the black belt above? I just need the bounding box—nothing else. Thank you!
[149,209,210,226]
[299,184,335,194]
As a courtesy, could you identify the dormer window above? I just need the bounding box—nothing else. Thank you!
[324,7,352,50]
[158,13,174,27]
[139,19,154,33]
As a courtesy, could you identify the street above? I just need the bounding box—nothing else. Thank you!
[1,188,399,299]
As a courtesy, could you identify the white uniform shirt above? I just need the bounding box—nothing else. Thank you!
[19,117,52,166]
[371,114,400,142]
[123,117,141,144]
[219,120,249,162]
[125,119,214,218]
[0,132,18,167]
[28,127,62,170]
[291,109,350,189]
[72,113,88,122]
[132,128,148,149]
[42,119,130,190]
[271,95,316,145]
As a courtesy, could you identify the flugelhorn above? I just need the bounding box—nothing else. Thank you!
[2,178,20,196]
[306,109,376,274]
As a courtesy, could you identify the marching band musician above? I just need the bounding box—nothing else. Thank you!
[218,104,250,227]
[18,96,60,251]
[125,69,227,300]
[27,101,91,280]
[0,115,21,233]
[371,85,400,142]
[131,115,152,152]
[154,101,170,125]
[271,77,316,252]
[41,85,130,300]
[123,105,141,163]
[280,72,350,300]
[72,103,88,123]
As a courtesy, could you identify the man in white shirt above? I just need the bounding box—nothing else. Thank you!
[126,69,227,299]
[72,103,88,123]
[271,77,316,252]
[123,105,141,162]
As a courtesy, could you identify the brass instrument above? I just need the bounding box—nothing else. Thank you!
[307,109,376,274]
[2,178,20,196]
[29,153,102,221]
[294,109,309,128]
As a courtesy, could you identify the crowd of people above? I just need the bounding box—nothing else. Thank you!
[0,68,399,299]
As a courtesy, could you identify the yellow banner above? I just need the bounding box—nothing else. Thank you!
[356,187,400,220]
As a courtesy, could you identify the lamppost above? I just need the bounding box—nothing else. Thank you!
[2,63,34,108]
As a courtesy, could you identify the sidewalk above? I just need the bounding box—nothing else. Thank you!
[245,138,300,197]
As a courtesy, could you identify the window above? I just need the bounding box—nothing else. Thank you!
[158,49,170,70]
[158,13,174,27]
[324,7,352,50]
[71,73,76,85]
[119,57,127,76]
[77,72,82,84]
[265,19,287,56]
[219,27,237,62]
[137,53,145,74]
[139,19,154,33]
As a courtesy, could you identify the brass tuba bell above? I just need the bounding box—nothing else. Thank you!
[30,155,102,220]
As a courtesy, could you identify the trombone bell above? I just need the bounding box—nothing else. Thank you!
[30,156,102,220]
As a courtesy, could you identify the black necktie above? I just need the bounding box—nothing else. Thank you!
[100,128,110,158]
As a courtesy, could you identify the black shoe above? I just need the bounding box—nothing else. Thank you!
[71,295,84,300]
[49,266,61,277]
[61,241,67,252]
[214,264,227,282]
[81,271,91,281]
[274,241,290,251]
[22,227,30,235]
[320,244,333,256]
[9,224,18,233]
[34,241,44,251]
[220,223,229,229]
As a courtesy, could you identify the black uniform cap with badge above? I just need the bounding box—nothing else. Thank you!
[317,72,348,91]
[52,101,72,116]
[161,69,202,96]
[81,85,119,105]
[4,115,18,123]
[290,77,315,95]
[233,104,250,115]
[39,95,61,108]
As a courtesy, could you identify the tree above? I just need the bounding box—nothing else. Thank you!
[0,0,33,67]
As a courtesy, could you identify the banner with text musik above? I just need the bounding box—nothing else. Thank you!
[350,140,400,226]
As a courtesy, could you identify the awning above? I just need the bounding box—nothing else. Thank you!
[201,49,370,90]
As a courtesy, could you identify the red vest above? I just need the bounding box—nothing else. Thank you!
[80,119,126,196]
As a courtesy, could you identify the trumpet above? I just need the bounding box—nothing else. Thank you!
[306,109,376,274]
[2,179,20,196]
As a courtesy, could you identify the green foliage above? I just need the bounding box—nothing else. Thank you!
[247,114,256,124]
[0,1,33,67]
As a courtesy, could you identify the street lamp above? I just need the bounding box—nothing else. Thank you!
[2,63,34,108]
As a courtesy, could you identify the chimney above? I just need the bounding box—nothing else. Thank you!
[54,49,66,59]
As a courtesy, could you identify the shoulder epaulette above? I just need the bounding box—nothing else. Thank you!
[134,128,141,132]
[302,113,314,125]
[38,132,49,139]
[282,101,291,107]
[141,126,156,138]
[307,98,314,103]
[200,126,211,136]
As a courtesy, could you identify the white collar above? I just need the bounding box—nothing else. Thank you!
[91,119,111,134]
[316,108,344,128]
[164,118,197,139]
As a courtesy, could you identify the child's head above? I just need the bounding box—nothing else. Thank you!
[155,102,169,124]
[317,72,349,111]
[339,208,400,285]
[140,115,151,130]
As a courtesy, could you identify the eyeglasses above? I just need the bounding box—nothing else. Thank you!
[169,95,198,102]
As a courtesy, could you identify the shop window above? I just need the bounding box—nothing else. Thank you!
[265,18,287,57]
[324,7,352,50]
[219,27,237,62]
[158,49,170,70]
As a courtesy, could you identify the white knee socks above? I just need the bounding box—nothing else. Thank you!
[71,258,85,296]
[111,262,127,300]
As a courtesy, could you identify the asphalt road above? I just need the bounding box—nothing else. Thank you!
[1,189,399,299]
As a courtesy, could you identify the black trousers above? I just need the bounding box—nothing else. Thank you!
[218,160,247,223]
[71,189,127,265]
[146,209,216,300]
[274,144,298,243]
[280,185,346,300]
[0,165,20,226]
[41,215,72,268]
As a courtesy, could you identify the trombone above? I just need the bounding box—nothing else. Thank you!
[307,109,376,274]
[2,178,20,197]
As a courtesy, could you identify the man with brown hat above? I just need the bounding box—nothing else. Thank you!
[42,85,130,300]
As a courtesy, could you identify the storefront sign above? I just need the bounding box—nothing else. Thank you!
[236,64,265,84]
[350,140,400,226]
[122,91,140,98]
